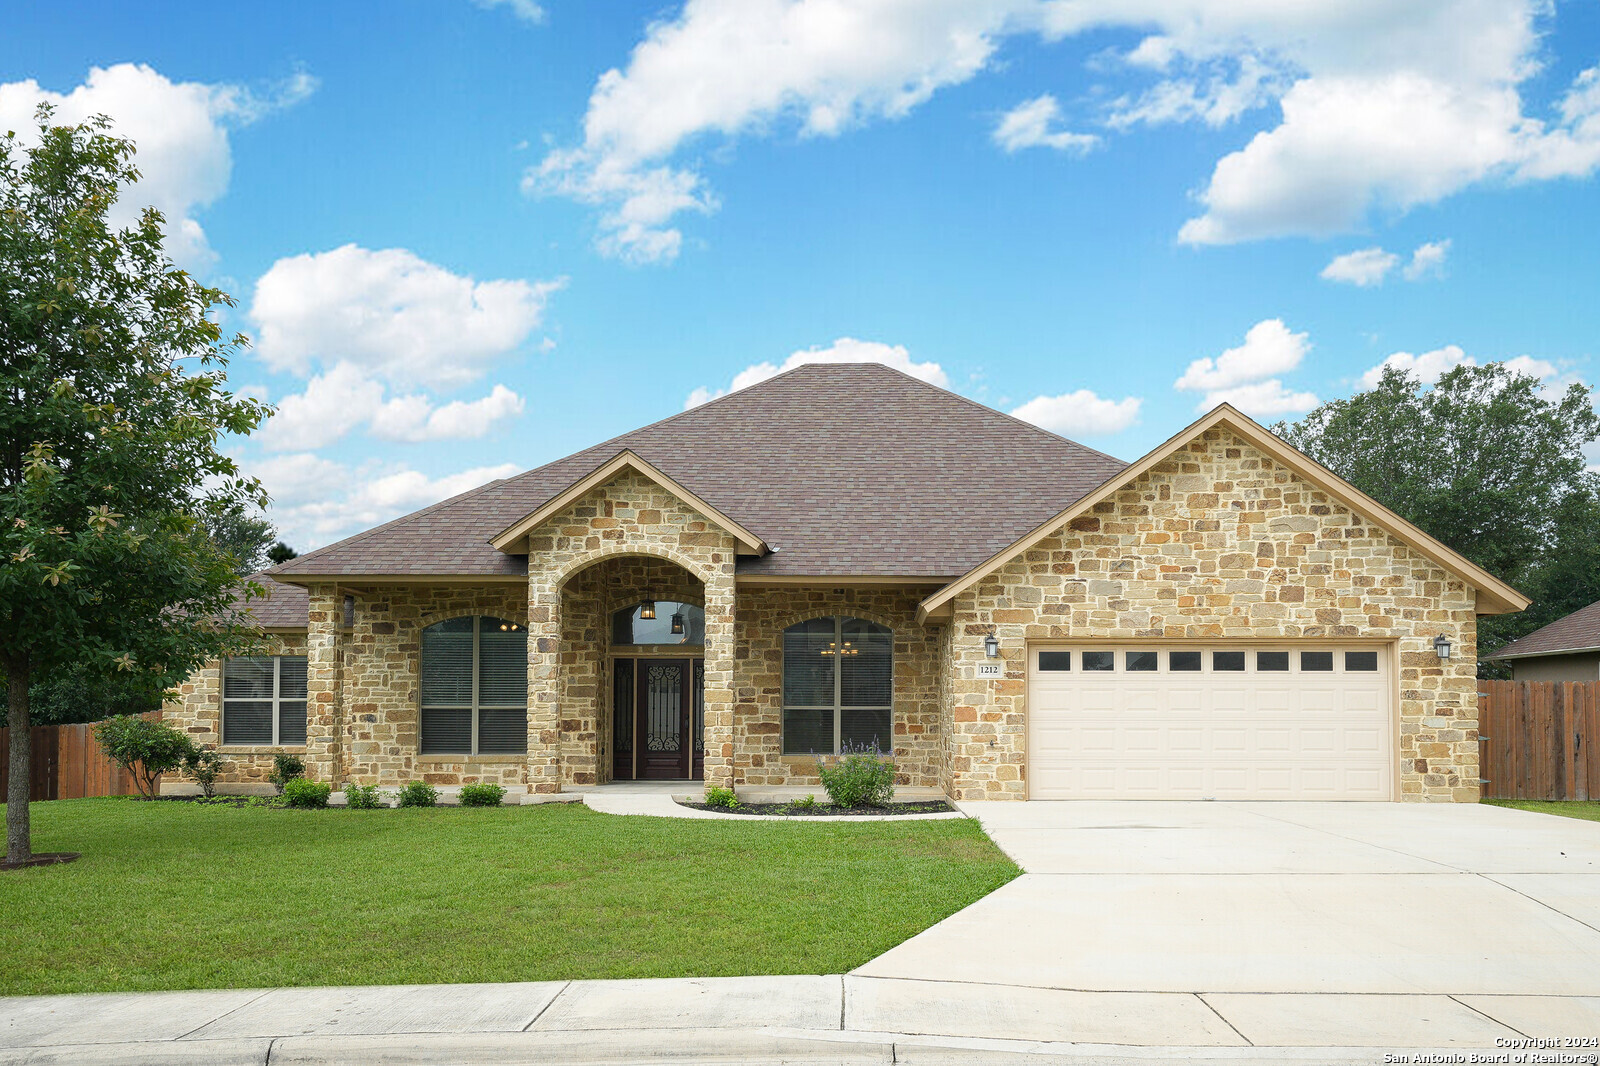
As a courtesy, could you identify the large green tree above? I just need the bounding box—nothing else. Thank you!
[1276,362,1600,666]
[1,108,270,863]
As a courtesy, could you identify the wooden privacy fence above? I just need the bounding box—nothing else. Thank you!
[1478,681,1599,800]
[0,713,160,802]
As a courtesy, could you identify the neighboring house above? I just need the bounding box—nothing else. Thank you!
[1485,600,1600,681]
[166,364,1528,802]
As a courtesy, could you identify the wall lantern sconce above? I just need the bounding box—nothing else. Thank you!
[983,632,1000,659]
[1433,633,1453,660]
[670,610,685,635]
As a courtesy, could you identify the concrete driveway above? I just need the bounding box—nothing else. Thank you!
[854,800,1600,1046]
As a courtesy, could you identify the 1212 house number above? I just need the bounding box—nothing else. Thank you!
[976,663,1004,678]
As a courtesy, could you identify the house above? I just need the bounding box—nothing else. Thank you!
[166,363,1528,802]
[1485,599,1600,681]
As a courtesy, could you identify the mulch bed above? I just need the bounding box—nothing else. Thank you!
[677,799,956,817]
[1,852,81,871]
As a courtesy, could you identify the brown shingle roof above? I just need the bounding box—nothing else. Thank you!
[229,572,309,629]
[271,362,1128,582]
[1488,599,1600,659]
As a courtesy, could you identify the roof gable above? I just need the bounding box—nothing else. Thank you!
[917,404,1530,621]
[490,449,767,555]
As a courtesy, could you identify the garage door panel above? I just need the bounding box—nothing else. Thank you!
[1027,645,1393,801]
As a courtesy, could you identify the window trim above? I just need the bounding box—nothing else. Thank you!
[781,616,894,755]
[420,615,528,757]
[222,655,307,748]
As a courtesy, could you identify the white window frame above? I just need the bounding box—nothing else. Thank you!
[420,616,527,756]
[781,616,894,755]
[222,655,307,747]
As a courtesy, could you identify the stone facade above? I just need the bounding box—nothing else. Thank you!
[943,428,1481,802]
[732,585,943,788]
[168,430,1493,802]
[164,631,310,787]
[524,468,739,791]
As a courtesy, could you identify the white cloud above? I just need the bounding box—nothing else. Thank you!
[257,364,526,450]
[250,245,562,389]
[684,337,948,409]
[1010,389,1141,436]
[0,63,314,269]
[1175,319,1310,392]
[993,95,1099,153]
[533,1,1600,258]
[472,0,544,24]
[1201,379,1320,417]
[252,453,521,550]
[1360,345,1558,389]
[1403,239,1452,281]
[1321,247,1400,287]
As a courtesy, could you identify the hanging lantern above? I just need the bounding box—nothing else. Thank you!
[638,599,656,620]
[670,610,685,635]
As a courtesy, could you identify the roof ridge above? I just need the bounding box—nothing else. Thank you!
[858,361,1130,467]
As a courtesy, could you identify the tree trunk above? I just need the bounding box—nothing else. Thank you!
[6,653,31,865]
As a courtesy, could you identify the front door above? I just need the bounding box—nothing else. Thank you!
[612,657,703,780]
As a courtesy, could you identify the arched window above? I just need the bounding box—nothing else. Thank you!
[611,601,704,645]
[782,617,893,755]
[420,616,527,755]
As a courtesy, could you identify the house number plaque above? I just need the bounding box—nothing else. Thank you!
[976,663,1003,678]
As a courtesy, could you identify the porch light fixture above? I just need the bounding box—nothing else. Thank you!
[670,610,684,635]
[638,599,656,620]
[1433,633,1453,660]
[983,632,1000,659]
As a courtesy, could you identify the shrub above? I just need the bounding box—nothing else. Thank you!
[396,781,438,808]
[343,783,384,809]
[92,715,197,799]
[458,782,506,807]
[283,778,332,809]
[183,746,226,798]
[269,754,305,795]
[704,785,738,809]
[814,741,896,808]
[791,793,819,810]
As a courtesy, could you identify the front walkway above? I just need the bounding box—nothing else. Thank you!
[4,800,1597,1064]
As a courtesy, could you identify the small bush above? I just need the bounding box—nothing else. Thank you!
[396,781,438,808]
[283,778,332,809]
[704,786,738,809]
[791,793,819,810]
[269,754,306,795]
[92,715,197,799]
[183,746,225,798]
[458,782,506,807]
[814,741,896,808]
[343,783,384,809]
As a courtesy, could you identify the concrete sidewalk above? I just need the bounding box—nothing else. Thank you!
[0,975,1549,1065]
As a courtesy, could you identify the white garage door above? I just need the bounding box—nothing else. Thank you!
[1027,645,1393,800]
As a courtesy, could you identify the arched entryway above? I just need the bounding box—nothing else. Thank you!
[557,553,707,784]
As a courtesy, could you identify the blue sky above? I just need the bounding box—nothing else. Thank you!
[5,0,1599,550]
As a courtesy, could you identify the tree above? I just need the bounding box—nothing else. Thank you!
[1,107,270,863]
[204,506,278,575]
[26,660,163,726]
[1276,362,1600,666]
[266,541,297,566]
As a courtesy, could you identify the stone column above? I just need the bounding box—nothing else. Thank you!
[700,567,738,790]
[526,571,563,793]
[304,584,345,784]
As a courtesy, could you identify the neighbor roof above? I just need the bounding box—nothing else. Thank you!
[1488,599,1600,660]
[270,362,1129,581]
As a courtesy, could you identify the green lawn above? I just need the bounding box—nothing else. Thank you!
[1484,798,1600,823]
[0,798,1017,996]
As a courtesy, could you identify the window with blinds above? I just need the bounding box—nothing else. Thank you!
[222,655,308,746]
[781,616,893,755]
[420,616,528,755]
